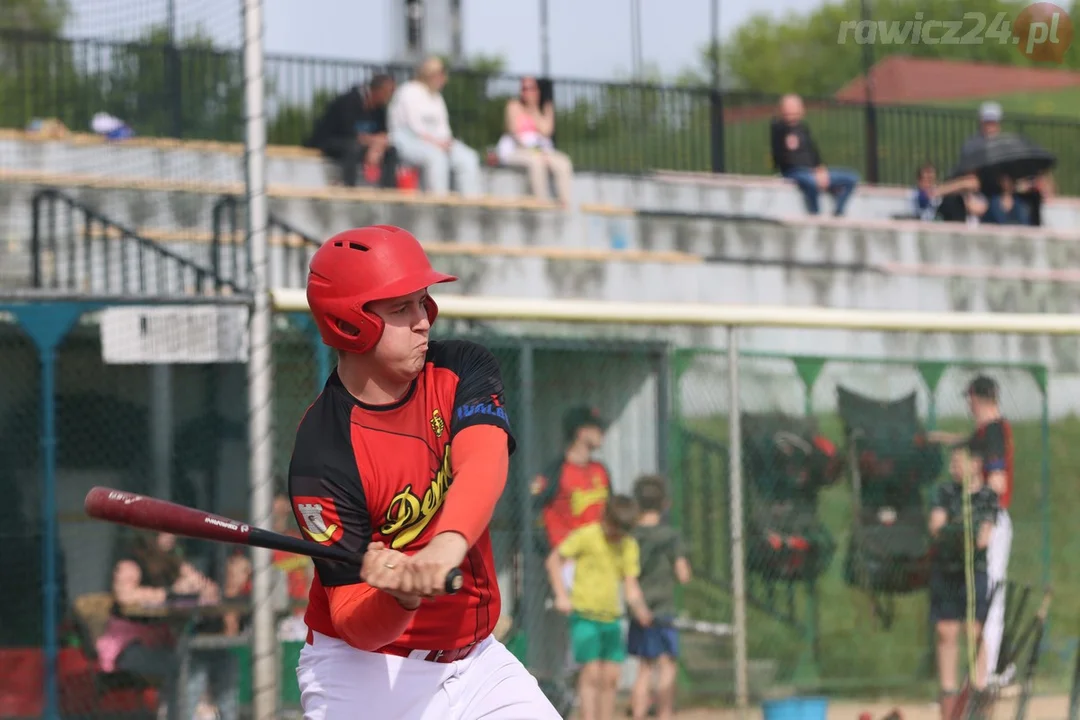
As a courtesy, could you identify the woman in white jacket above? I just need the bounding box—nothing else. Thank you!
[495,76,574,207]
[388,57,482,196]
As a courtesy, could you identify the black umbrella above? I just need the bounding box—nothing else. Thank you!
[953,132,1056,180]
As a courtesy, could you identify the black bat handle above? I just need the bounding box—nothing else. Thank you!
[444,568,464,594]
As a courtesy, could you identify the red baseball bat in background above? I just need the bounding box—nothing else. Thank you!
[84,486,463,594]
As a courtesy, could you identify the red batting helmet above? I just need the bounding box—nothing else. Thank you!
[306,225,457,354]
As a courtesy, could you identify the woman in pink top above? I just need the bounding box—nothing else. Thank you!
[496,76,574,206]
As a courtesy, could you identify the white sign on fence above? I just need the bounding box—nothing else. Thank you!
[100,305,250,364]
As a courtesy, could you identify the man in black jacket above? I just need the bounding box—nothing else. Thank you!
[307,75,399,188]
[770,94,859,216]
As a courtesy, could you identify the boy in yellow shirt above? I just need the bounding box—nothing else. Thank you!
[546,495,651,720]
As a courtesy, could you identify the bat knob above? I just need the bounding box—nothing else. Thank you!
[445,569,464,594]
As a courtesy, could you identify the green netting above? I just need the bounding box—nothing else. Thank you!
[671,347,1054,696]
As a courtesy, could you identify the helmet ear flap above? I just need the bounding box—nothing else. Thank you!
[424,296,440,326]
[326,309,385,354]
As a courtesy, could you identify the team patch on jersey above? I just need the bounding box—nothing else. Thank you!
[455,399,509,423]
[379,444,452,549]
[430,408,445,437]
[292,496,345,546]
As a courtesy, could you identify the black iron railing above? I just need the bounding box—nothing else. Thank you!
[30,189,240,296]
[5,31,1080,192]
[210,195,321,290]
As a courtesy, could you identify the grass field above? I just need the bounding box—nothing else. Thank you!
[684,86,1080,191]
[677,411,1080,698]
[927,87,1080,120]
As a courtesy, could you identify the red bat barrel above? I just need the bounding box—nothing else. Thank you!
[85,486,257,544]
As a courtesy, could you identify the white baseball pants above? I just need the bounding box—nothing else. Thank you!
[982,509,1012,684]
[297,630,562,719]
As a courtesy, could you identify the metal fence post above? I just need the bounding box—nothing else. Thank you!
[242,0,277,717]
[11,303,93,720]
[727,327,749,710]
[518,342,539,667]
[710,89,726,174]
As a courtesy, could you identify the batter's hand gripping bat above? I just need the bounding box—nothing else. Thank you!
[84,486,463,595]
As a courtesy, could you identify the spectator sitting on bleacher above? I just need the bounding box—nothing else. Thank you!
[307,75,399,188]
[913,163,941,220]
[770,94,859,216]
[495,76,573,207]
[388,56,482,196]
[954,102,1041,227]
[982,175,1031,226]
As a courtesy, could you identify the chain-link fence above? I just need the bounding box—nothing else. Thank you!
[0,299,250,719]
[673,347,1060,700]
[5,305,1080,716]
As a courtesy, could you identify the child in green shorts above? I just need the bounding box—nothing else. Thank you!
[546,495,651,720]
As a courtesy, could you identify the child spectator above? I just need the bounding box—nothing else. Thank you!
[546,495,650,720]
[913,163,941,221]
[628,475,692,720]
[930,446,999,720]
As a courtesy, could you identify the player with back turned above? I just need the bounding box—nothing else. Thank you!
[288,225,561,719]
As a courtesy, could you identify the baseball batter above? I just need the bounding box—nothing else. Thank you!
[288,226,561,720]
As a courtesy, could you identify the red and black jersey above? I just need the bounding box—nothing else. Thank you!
[288,339,514,651]
[967,418,1014,510]
[535,457,611,551]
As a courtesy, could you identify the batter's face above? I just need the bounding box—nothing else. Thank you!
[156,532,177,552]
[368,289,432,380]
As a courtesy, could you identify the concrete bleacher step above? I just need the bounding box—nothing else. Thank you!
[0,130,887,219]
[13,129,1080,228]
[0,168,585,256]
[5,168,1079,323]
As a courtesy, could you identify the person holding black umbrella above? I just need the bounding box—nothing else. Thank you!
[949,102,1056,226]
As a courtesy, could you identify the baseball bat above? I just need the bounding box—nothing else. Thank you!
[84,486,463,595]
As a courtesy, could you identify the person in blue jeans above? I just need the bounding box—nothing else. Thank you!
[770,94,860,216]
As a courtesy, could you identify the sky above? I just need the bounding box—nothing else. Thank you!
[66,0,819,82]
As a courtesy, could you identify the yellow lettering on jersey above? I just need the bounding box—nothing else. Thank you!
[380,445,453,549]
[570,485,609,517]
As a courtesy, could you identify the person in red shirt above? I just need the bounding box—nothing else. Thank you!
[289,225,559,720]
[533,405,612,555]
[528,406,612,691]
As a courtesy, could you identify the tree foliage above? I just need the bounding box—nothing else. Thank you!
[0,0,69,34]
[721,0,1080,96]
[81,26,245,140]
